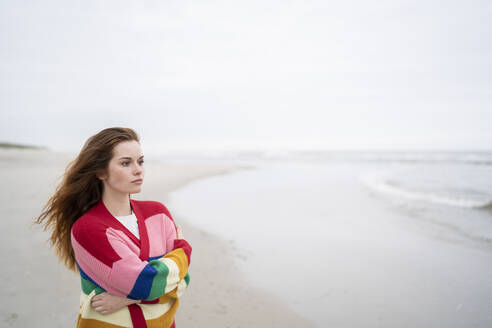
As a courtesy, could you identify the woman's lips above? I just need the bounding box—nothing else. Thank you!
[132,179,143,184]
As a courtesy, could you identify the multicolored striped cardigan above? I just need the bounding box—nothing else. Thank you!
[70,198,192,328]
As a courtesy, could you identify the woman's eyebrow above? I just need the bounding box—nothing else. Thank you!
[118,155,144,160]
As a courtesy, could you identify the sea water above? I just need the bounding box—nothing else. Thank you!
[163,151,492,327]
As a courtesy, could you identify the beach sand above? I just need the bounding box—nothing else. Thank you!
[163,161,492,327]
[0,148,313,327]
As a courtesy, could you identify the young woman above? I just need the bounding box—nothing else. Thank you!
[34,127,192,328]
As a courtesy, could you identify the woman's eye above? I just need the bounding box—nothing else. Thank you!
[122,161,144,166]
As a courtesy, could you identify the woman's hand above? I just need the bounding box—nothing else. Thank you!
[176,224,184,239]
[91,292,140,315]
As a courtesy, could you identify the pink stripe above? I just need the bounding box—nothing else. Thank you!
[108,256,147,295]
[144,213,177,256]
[71,230,113,287]
[106,227,140,258]
[145,214,166,257]
[72,229,145,297]
[106,228,148,295]
[164,214,177,253]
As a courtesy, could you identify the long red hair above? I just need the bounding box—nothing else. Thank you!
[33,127,141,272]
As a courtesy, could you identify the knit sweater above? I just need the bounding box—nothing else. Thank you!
[70,198,192,328]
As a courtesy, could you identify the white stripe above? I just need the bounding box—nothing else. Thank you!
[79,290,131,325]
[176,278,188,298]
[158,257,181,293]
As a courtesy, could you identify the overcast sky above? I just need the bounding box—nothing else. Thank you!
[1,0,491,153]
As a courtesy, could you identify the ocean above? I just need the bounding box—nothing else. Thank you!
[161,150,492,327]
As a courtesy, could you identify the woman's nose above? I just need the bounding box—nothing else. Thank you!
[133,163,143,174]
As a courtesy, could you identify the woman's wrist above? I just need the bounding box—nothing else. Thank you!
[127,298,141,305]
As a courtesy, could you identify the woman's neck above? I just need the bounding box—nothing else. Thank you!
[101,192,132,216]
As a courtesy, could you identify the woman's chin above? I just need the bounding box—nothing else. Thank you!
[129,186,143,194]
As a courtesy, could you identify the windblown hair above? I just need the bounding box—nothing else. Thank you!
[33,127,140,272]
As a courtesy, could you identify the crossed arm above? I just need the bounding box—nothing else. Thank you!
[90,225,189,315]
[72,222,191,315]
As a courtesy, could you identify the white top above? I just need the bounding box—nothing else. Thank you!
[114,209,140,239]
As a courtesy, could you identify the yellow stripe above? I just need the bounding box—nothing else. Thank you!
[145,298,180,328]
[76,314,126,328]
[160,248,189,280]
[139,298,175,320]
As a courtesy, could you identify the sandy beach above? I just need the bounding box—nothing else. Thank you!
[0,148,313,327]
[167,158,492,327]
[4,147,491,327]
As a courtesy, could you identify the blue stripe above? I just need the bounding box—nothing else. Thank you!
[148,253,165,261]
[128,263,158,300]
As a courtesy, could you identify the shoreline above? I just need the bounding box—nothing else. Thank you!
[173,217,315,327]
[0,148,313,327]
[136,156,315,327]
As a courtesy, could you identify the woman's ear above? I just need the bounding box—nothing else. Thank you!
[96,171,107,181]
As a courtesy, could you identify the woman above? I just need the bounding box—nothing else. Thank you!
[34,127,191,328]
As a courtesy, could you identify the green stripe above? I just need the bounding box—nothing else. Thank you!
[80,277,105,295]
[184,272,190,286]
[146,260,169,300]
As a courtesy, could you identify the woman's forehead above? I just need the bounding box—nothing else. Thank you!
[113,141,143,158]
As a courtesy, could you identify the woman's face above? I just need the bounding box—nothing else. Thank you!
[98,140,145,196]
